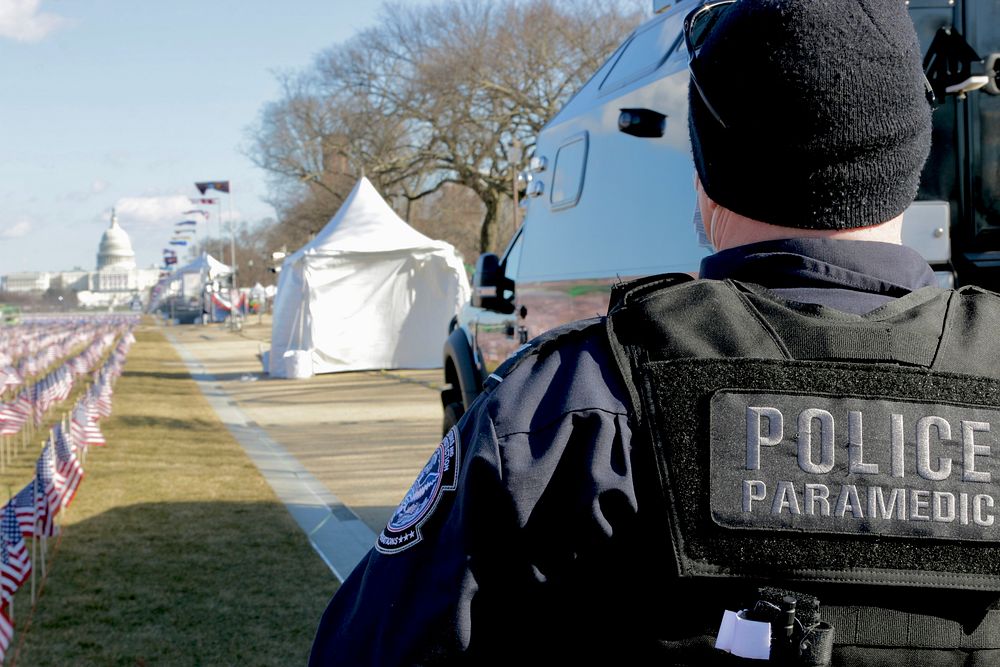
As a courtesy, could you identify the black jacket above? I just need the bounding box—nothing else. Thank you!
[310,239,948,666]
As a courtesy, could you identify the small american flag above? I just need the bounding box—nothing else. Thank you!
[71,408,105,447]
[11,482,37,538]
[0,504,30,603]
[54,367,73,403]
[0,606,13,663]
[15,391,31,420]
[35,447,60,537]
[96,384,113,418]
[0,403,21,437]
[0,367,20,389]
[53,424,83,508]
[32,381,45,426]
[68,411,85,452]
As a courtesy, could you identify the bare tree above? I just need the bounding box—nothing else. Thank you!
[248,74,357,211]
[248,0,645,254]
[409,182,486,270]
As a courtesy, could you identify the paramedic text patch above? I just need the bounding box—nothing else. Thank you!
[710,391,1000,541]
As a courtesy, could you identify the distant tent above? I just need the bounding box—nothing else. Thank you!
[168,252,232,284]
[147,252,232,313]
[269,177,470,377]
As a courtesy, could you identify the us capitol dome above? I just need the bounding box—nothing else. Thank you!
[83,209,160,300]
[96,209,137,270]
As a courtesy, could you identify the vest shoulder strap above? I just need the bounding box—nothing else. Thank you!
[608,279,1000,424]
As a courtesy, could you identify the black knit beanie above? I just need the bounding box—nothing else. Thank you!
[688,0,933,229]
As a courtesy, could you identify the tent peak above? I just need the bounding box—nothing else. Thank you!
[294,176,445,256]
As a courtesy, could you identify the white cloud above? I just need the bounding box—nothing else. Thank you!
[0,0,69,43]
[0,220,32,239]
[112,195,194,229]
[63,178,112,202]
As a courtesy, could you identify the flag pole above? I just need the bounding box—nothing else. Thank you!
[228,185,239,331]
[25,382,31,442]
[217,198,224,263]
[39,440,46,580]
[8,485,13,624]
[30,493,36,605]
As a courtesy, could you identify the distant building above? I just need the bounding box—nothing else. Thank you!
[1,210,161,308]
[2,272,51,293]
[50,270,89,291]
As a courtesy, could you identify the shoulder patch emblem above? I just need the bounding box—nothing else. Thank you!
[376,426,461,555]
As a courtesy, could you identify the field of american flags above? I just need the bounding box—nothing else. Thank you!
[0,316,134,663]
[0,323,335,666]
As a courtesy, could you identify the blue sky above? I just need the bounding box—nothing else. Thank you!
[0,0,422,273]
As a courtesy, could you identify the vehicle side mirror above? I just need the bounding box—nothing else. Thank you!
[472,253,514,313]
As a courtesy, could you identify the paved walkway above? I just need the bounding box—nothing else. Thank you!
[162,318,444,581]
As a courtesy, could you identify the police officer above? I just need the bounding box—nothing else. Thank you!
[311,1,1000,665]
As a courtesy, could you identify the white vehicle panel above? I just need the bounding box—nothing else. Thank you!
[517,2,708,283]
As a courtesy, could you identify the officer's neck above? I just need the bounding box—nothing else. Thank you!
[697,185,904,251]
[711,209,903,251]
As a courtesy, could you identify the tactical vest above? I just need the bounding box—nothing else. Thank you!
[606,275,1000,666]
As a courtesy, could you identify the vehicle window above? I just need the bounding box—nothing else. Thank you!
[915,4,1000,249]
[599,11,685,94]
[502,228,524,283]
[549,133,588,211]
[971,94,1000,235]
[911,8,958,216]
[968,1,1000,240]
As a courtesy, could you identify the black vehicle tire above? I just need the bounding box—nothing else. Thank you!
[442,401,465,436]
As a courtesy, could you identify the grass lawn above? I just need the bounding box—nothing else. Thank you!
[4,325,338,666]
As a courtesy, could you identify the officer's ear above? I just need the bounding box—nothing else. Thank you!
[694,173,719,250]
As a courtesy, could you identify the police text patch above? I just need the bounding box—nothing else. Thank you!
[377,426,461,554]
[710,391,1000,541]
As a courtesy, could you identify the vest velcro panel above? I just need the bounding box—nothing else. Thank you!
[640,357,1000,591]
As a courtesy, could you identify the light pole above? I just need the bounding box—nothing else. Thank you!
[510,139,523,230]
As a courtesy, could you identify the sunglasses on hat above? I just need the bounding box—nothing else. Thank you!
[684,0,738,129]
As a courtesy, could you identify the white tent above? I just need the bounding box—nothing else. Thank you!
[148,253,232,312]
[173,253,233,295]
[268,177,470,377]
[179,252,232,280]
